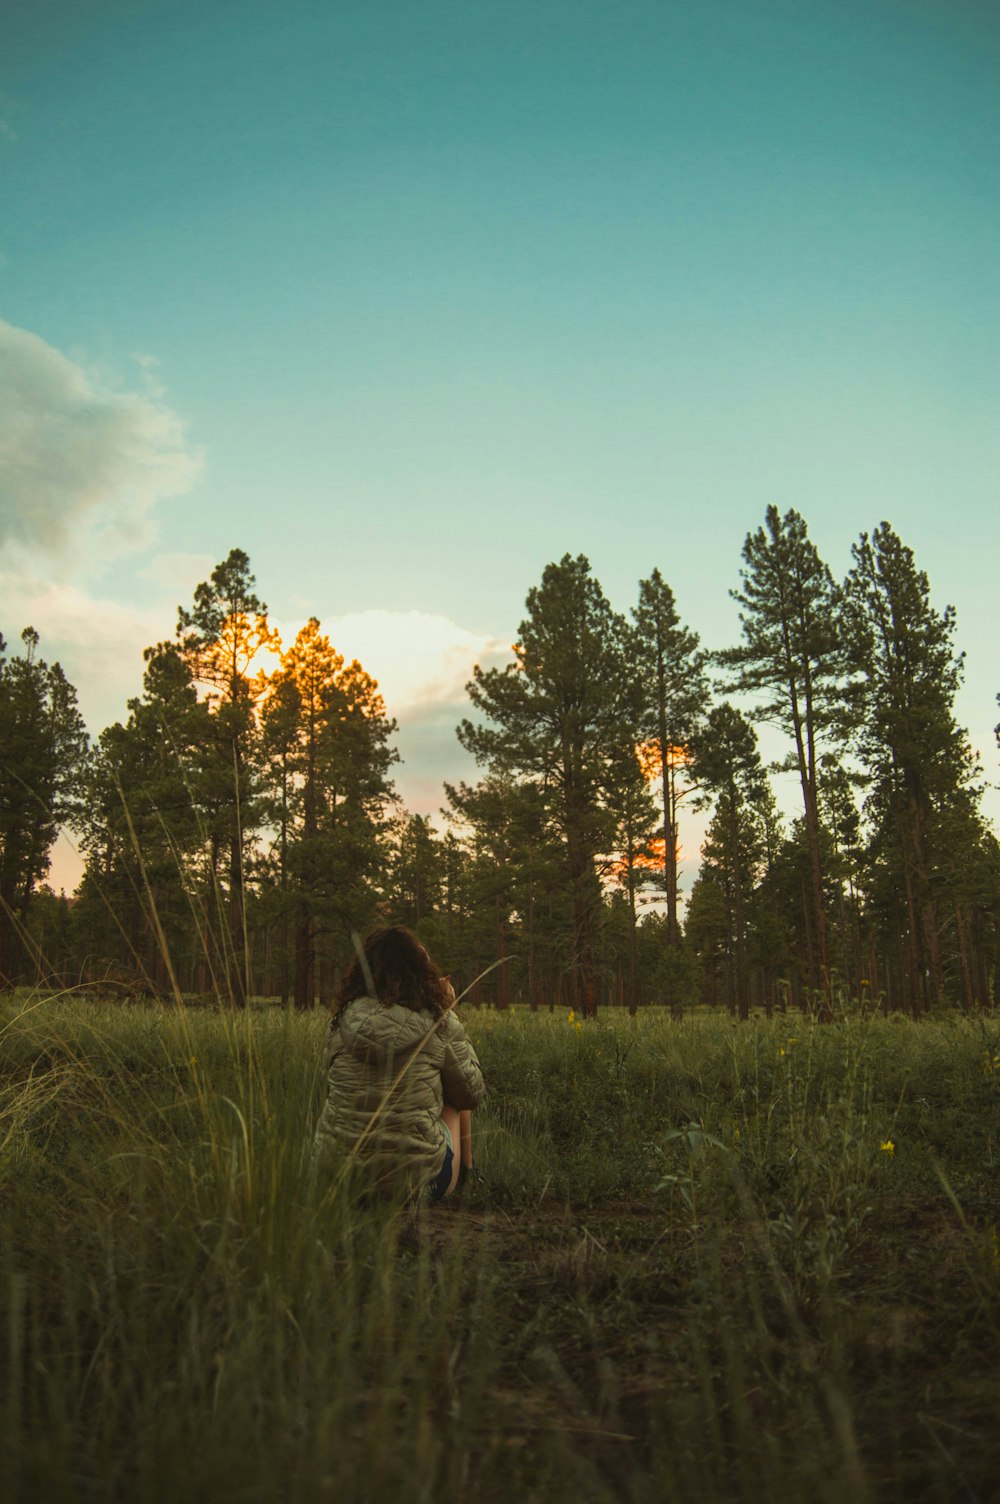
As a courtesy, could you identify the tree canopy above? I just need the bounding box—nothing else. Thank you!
[7,519,999,1020]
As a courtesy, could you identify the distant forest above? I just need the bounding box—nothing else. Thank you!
[2,507,998,1017]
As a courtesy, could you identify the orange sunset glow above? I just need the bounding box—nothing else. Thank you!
[607,835,684,883]
[637,741,690,783]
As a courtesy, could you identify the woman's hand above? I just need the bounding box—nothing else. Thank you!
[441,975,457,1010]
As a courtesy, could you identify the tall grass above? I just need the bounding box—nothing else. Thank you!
[3,994,999,1501]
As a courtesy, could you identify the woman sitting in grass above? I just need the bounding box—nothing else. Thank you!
[313,925,485,1200]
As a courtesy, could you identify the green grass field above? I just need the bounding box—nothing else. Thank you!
[3,994,999,1503]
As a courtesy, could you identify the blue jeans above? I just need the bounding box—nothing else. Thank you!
[427,1126,455,1200]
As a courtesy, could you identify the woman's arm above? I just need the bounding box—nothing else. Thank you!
[439,1011,486,1110]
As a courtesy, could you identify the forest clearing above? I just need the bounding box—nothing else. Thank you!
[7,4,1000,1499]
[3,991,999,1503]
[4,507,1000,1504]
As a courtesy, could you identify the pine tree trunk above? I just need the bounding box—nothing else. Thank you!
[528,896,538,1011]
[495,895,509,1010]
[199,835,222,997]
[906,781,942,1010]
[729,799,749,1022]
[799,874,816,1004]
[789,677,829,1003]
[663,746,678,947]
[566,823,599,1016]
[803,789,830,1010]
[0,891,19,989]
[920,894,944,1009]
[319,953,333,1009]
[293,899,313,1010]
[902,865,923,1020]
[955,904,975,1010]
[228,830,247,1009]
[280,760,289,1008]
[627,847,639,1016]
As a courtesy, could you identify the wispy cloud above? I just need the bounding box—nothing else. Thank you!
[0,320,201,565]
[136,550,217,593]
[343,612,508,817]
[273,608,511,815]
[313,608,509,715]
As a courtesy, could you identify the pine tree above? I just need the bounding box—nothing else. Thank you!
[386,813,447,934]
[0,629,88,985]
[684,874,730,1009]
[843,522,983,1013]
[691,703,771,1019]
[258,674,300,1005]
[76,643,209,994]
[458,554,631,1015]
[603,738,661,1012]
[444,771,524,1008]
[445,768,571,1009]
[817,754,866,995]
[717,507,844,997]
[267,619,397,1008]
[177,550,279,1005]
[631,569,709,947]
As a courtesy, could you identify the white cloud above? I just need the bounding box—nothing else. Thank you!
[1,581,507,749]
[275,608,511,816]
[277,608,509,717]
[0,566,172,732]
[136,550,216,593]
[3,580,511,818]
[0,319,515,878]
[0,320,201,564]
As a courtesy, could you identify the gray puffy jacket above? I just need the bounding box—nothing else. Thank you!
[312,995,485,1192]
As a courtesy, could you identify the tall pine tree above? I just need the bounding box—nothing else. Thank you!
[76,642,208,995]
[718,507,844,998]
[266,618,397,1008]
[459,554,631,1015]
[177,549,279,1006]
[691,703,771,1019]
[843,522,983,1013]
[0,629,88,985]
[631,570,708,948]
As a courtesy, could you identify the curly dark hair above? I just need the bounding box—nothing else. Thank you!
[333,926,448,1021]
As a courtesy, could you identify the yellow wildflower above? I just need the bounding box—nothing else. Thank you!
[574,1021,583,1033]
[567,1009,575,1025]
[880,1140,895,1155]
[777,1047,786,1057]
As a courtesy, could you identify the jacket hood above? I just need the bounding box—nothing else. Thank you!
[338,994,440,1064]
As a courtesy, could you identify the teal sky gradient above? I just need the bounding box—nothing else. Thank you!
[3,0,999,851]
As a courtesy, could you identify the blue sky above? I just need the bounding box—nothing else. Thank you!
[2,0,999,884]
